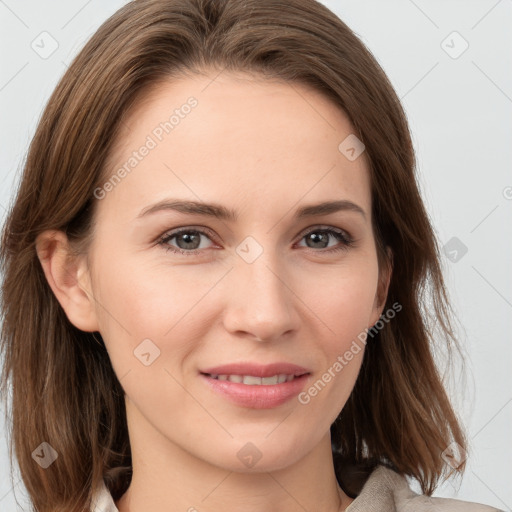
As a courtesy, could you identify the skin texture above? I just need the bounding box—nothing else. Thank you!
[36,71,391,512]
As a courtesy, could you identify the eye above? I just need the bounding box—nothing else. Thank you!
[157,225,355,256]
[296,226,355,253]
[157,227,216,255]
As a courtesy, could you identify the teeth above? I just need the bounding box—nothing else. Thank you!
[209,373,297,385]
[243,375,262,385]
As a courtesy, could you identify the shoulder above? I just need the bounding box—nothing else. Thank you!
[345,465,504,512]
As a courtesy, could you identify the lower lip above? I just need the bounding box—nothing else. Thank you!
[200,373,310,409]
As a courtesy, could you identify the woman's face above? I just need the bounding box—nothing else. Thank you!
[79,71,390,472]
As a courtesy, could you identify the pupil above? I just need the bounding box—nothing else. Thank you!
[308,232,327,248]
[179,232,199,249]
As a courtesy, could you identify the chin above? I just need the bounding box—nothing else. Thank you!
[197,431,316,474]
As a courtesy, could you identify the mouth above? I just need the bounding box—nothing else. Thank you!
[202,373,307,385]
[199,364,311,409]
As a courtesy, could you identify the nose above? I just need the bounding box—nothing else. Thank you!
[221,248,300,342]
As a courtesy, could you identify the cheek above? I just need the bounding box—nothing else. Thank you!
[295,271,374,422]
[90,255,222,374]
[299,259,379,342]
[295,258,378,407]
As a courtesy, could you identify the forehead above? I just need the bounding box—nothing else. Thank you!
[98,71,371,222]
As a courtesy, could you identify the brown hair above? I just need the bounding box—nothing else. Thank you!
[0,0,466,510]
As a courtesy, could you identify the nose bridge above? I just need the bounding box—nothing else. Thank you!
[222,237,297,340]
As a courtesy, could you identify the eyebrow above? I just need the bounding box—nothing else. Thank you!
[137,198,367,221]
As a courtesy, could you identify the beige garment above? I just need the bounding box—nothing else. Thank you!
[345,465,503,512]
[90,465,504,512]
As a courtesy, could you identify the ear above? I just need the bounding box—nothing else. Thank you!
[369,246,393,327]
[35,230,100,332]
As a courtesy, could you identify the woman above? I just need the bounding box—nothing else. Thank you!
[0,1,503,511]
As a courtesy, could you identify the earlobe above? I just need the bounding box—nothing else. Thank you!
[35,230,100,332]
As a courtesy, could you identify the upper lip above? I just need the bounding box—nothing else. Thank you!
[201,362,310,378]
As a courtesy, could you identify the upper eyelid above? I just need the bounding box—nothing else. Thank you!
[297,224,350,237]
[160,225,218,242]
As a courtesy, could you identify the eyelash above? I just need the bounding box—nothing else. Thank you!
[157,225,355,256]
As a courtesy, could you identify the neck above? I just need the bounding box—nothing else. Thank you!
[115,400,352,512]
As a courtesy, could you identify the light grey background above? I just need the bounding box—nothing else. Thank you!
[1,1,511,510]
